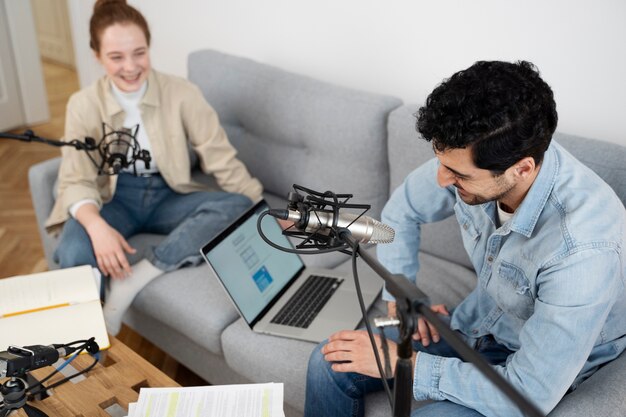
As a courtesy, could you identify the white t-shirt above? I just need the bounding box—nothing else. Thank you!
[496,201,515,227]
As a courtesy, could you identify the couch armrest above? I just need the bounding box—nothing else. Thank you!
[28,157,61,269]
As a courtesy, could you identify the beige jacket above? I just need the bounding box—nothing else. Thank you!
[45,70,263,234]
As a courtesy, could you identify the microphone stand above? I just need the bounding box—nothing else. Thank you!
[0,129,97,151]
[0,127,151,175]
[337,229,545,417]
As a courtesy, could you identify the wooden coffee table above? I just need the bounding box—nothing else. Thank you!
[13,336,180,417]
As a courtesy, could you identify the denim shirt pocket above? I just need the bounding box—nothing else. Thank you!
[496,261,535,320]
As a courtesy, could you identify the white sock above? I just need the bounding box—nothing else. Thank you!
[92,267,102,295]
[103,259,163,336]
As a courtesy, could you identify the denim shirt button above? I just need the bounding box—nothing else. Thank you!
[463,223,469,230]
[472,329,479,334]
[487,256,494,263]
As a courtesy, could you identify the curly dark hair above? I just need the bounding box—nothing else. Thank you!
[416,61,558,173]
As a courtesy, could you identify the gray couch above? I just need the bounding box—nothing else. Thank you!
[29,49,626,417]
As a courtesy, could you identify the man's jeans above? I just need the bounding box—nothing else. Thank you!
[304,328,513,417]
[55,172,252,272]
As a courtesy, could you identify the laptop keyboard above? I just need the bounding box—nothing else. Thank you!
[271,275,343,329]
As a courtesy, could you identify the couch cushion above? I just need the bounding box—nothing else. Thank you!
[188,49,402,220]
[221,319,317,412]
[132,262,239,355]
[548,350,626,417]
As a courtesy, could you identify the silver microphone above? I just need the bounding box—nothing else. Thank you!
[268,208,395,244]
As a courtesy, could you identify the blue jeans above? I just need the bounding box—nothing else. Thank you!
[54,173,252,272]
[304,328,513,417]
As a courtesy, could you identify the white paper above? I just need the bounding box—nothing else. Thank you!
[133,383,284,417]
[125,402,137,417]
[0,265,98,316]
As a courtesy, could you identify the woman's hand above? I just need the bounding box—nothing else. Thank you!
[387,301,449,347]
[76,204,136,279]
[86,218,136,279]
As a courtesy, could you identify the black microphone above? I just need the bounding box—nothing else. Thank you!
[0,345,79,378]
[268,208,395,244]
[102,127,135,174]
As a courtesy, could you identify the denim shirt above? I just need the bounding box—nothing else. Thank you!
[377,142,626,417]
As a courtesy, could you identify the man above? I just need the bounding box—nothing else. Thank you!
[304,61,626,417]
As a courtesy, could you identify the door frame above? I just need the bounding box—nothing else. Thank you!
[3,0,48,126]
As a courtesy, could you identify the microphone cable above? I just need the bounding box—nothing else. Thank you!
[26,338,100,399]
[347,237,394,409]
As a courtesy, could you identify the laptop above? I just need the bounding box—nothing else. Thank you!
[200,199,382,343]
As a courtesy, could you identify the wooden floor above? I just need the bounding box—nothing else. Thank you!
[0,60,206,387]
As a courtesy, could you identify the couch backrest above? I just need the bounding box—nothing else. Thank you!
[552,132,626,208]
[188,49,402,219]
[387,104,626,270]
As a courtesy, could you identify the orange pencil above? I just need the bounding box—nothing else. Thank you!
[1,302,72,318]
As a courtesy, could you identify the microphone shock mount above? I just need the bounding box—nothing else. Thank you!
[280,184,373,254]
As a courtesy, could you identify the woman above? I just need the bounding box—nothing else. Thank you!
[46,0,263,335]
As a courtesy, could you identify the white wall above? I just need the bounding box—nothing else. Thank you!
[68,0,103,88]
[72,0,626,146]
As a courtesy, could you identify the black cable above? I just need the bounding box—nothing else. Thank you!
[349,239,394,408]
[27,354,99,399]
[25,338,98,397]
[379,327,392,379]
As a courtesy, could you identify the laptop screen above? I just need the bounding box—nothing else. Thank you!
[200,201,304,325]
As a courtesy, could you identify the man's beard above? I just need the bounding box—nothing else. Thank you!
[456,176,516,206]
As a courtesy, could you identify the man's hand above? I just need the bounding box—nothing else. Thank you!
[276,218,294,230]
[387,301,449,347]
[322,329,413,378]
[76,204,136,279]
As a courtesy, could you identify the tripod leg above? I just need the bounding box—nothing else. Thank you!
[23,404,49,417]
[24,374,48,401]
